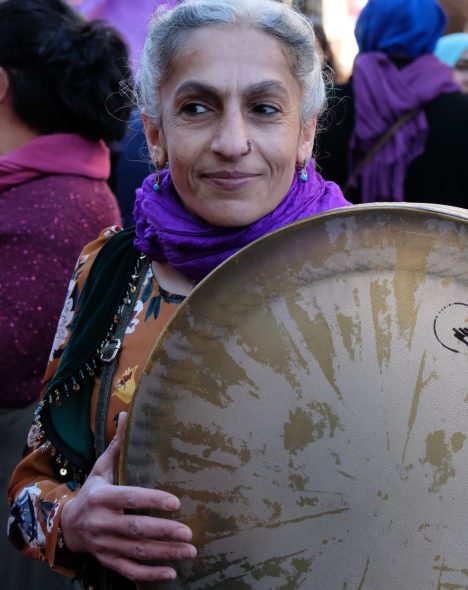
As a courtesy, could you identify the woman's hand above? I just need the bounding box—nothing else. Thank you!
[60,413,196,582]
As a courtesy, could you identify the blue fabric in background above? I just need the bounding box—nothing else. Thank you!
[110,109,151,227]
[435,33,468,67]
[355,0,447,59]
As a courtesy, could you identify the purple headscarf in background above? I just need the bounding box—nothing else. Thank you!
[349,53,459,202]
[134,163,350,283]
[349,0,459,202]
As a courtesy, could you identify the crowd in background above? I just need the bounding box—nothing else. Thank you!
[2,0,468,588]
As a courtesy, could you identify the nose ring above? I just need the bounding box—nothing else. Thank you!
[246,139,253,154]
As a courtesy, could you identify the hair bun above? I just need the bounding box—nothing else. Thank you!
[1,0,132,143]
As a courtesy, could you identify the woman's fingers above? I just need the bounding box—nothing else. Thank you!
[90,512,193,542]
[88,535,197,563]
[86,483,180,512]
[62,482,192,552]
[85,535,197,582]
[99,555,178,583]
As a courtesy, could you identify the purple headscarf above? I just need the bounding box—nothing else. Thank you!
[134,163,349,283]
[355,0,447,59]
[348,53,459,202]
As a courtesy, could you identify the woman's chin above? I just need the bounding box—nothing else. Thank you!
[199,206,271,228]
[180,193,277,228]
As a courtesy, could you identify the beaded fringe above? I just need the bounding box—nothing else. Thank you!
[32,252,148,482]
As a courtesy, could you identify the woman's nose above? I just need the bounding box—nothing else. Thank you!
[210,107,250,159]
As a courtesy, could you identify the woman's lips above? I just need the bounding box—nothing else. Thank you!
[202,171,260,190]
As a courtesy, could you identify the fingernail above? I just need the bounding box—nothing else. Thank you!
[182,545,197,559]
[174,526,192,541]
[163,496,180,510]
[162,569,177,580]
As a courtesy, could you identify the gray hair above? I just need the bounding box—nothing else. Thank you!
[137,0,325,125]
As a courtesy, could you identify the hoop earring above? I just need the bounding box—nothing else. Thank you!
[300,159,308,182]
[153,163,160,192]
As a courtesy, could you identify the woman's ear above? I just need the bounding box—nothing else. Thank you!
[142,114,167,168]
[297,115,317,163]
[0,68,10,103]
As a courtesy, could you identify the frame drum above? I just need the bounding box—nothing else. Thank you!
[120,204,468,589]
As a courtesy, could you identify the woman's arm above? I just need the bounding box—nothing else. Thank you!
[6,234,107,575]
[7,438,83,575]
[8,230,196,582]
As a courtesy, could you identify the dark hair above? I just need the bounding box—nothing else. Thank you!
[0,0,131,142]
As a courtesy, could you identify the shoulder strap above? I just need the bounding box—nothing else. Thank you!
[344,107,419,195]
[94,257,149,458]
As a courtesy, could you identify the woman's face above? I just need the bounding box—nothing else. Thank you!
[454,50,468,94]
[144,25,316,227]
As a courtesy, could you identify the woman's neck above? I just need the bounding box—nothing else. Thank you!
[0,113,39,157]
[151,260,194,297]
[0,70,40,156]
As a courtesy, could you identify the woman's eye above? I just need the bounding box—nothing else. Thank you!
[252,104,279,115]
[182,103,208,115]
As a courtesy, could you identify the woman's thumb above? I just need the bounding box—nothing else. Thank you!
[93,411,128,479]
[114,411,128,441]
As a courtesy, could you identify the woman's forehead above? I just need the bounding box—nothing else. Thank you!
[161,25,298,96]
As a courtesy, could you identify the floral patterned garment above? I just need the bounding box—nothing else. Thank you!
[7,227,184,575]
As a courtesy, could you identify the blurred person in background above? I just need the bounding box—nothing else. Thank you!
[71,0,180,226]
[0,0,130,587]
[435,33,468,93]
[310,15,345,84]
[316,0,468,207]
[70,0,179,66]
[438,0,468,34]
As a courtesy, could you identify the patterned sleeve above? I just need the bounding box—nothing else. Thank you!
[7,227,121,575]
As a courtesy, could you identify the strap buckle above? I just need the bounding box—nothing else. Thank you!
[100,338,122,364]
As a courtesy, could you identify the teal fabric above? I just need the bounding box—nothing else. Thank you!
[435,33,468,68]
[40,228,141,472]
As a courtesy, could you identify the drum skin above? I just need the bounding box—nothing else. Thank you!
[120,204,468,589]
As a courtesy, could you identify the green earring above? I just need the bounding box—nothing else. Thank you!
[153,164,160,192]
[300,159,308,182]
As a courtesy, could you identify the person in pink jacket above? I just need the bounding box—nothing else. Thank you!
[0,0,131,587]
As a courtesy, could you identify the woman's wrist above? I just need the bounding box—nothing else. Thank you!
[60,494,87,555]
[51,496,88,574]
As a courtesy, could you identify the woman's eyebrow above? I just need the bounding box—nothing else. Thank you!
[173,80,289,100]
[174,81,219,100]
[243,80,289,99]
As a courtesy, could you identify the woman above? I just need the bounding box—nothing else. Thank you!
[435,33,468,93]
[1,0,130,588]
[316,0,468,206]
[72,0,179,227]
[8,0,349,587]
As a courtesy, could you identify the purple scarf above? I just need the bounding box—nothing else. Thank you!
[134,162,349,283]
[348,53,459,202]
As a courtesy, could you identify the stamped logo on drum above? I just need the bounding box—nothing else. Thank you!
[434,302,468,353]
